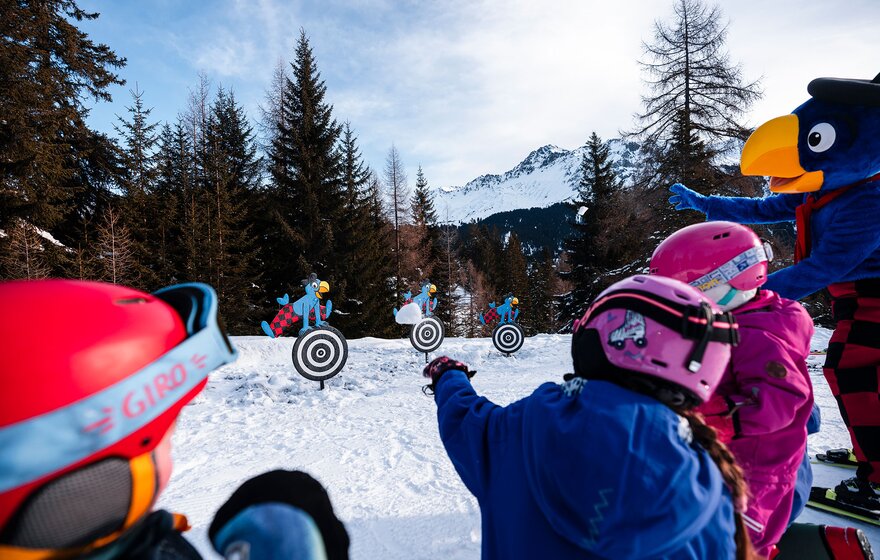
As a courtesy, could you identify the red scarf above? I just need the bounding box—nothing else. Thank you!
[794,173,880,262]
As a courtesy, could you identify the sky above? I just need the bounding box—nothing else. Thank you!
[78,0,880,190]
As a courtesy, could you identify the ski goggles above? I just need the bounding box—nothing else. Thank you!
[0,283,237,495]
[688,242,772,292]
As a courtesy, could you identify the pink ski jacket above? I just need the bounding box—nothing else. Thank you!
[697,289,814,556]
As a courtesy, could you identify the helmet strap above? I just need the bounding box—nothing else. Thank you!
[716,287,739,307]
[686,302,715,372]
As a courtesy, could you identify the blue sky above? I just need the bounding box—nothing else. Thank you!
[79,0,880,189]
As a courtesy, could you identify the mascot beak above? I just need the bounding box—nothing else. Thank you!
[317,281,330,299]
[512,297,519,306]
[741,114,824,193]
[429,284,437,294]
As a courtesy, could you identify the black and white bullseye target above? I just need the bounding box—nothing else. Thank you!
[410,317,445,354]
[492,323,524,355]
[292,326,348,383]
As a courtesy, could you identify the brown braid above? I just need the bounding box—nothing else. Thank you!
[678,408,760,560]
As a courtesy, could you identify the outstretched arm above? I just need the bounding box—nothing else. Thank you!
[433,371,500,500]
[669,183,802,224]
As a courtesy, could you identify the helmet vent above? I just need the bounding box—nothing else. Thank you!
[672,290,691,301]
[651,359,669,368]
[712,232,731,240]
[115,297,148,305]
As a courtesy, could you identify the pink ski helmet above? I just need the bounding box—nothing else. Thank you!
[649,221,772,292]
[572,275,738,403]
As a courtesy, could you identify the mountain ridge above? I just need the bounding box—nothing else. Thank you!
[434,139,645,223]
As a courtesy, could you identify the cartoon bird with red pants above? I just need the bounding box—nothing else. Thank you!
[261,273,332,337]
[669,73,880,515]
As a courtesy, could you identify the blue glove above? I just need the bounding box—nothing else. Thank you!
[209,470,349,560]
[669,183,709,214]
[277,293,290,306]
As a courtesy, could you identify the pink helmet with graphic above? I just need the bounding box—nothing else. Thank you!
[649,221,772,292]
[571,275,738,403]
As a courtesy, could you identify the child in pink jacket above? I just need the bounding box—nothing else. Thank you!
[651,221,814,558]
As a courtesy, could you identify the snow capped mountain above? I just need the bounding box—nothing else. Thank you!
[435,139,645,223]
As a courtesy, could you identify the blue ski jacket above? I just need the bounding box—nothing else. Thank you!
[434,372,737,559]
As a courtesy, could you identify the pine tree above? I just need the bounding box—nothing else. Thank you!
[559,133,621,323]
[630,0,762,237]
[0,0,125,234]
[152,121,191,285]
[0,220,52,279]
[383,145,409,296]
[527,248,558,333]
[265,29,343,301]
[359,172,398,337]
[202,88,263,332]
[405,166,439,281]
[94,206,136,285]
[180,75,212,284]
[435,216,462,334]
[334,123,395,337]
[501,232,529,307]
[114,86,159,288]
[633,0,761,165]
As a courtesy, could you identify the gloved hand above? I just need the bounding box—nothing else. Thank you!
[277,293,290,306]
[422,356,475,391]
[669,183,709,214]
[696,394,744,444]
[209,470,349,560]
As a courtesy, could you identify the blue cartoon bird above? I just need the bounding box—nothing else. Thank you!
[669,72,880,506]
[479,294,520,325]
[261,273,332,337]
[412,280,438,317]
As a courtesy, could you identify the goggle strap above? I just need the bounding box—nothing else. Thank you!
[689,245,769,291]
[123,453,157,530]
[584,291,739,346]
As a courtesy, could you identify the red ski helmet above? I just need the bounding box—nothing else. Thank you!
[0,280,236,551]
[649,221,772,292]
[572,275,738,403]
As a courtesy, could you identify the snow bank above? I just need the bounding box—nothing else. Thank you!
[159,328,873,557]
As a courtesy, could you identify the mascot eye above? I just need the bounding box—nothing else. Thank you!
[807,122,836,153]
[311,282,318,289]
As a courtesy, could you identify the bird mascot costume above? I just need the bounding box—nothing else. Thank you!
[669,72,880,510]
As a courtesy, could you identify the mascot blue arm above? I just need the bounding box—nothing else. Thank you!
[673,72,880,301]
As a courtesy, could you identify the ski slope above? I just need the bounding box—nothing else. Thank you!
[157,328,878,557]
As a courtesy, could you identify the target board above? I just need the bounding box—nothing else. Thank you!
[492,323,524,355]
[292,326,349,382]
[410,317,445,353]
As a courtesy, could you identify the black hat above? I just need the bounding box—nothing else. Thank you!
[808,72,880,107]
[209,470,350,560]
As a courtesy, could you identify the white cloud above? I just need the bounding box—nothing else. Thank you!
[83,0,880,191]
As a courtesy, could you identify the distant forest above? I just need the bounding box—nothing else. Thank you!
[3,0,824,337]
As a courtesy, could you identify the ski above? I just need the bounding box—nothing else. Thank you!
[807,487,880,527]
[814,449,859,469]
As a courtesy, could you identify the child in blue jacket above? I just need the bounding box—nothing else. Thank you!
[423,275,755,559]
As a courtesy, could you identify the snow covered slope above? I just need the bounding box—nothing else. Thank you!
[435,139,644,223]
[159,329,877,558]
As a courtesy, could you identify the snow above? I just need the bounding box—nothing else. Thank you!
[434,140,645,223]
[158,327,877,558]
[394,302,423,325]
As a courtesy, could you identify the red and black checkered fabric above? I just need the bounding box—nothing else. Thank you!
[482,308,500,324]
[269,305,328,337]
[823,279,880,483]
